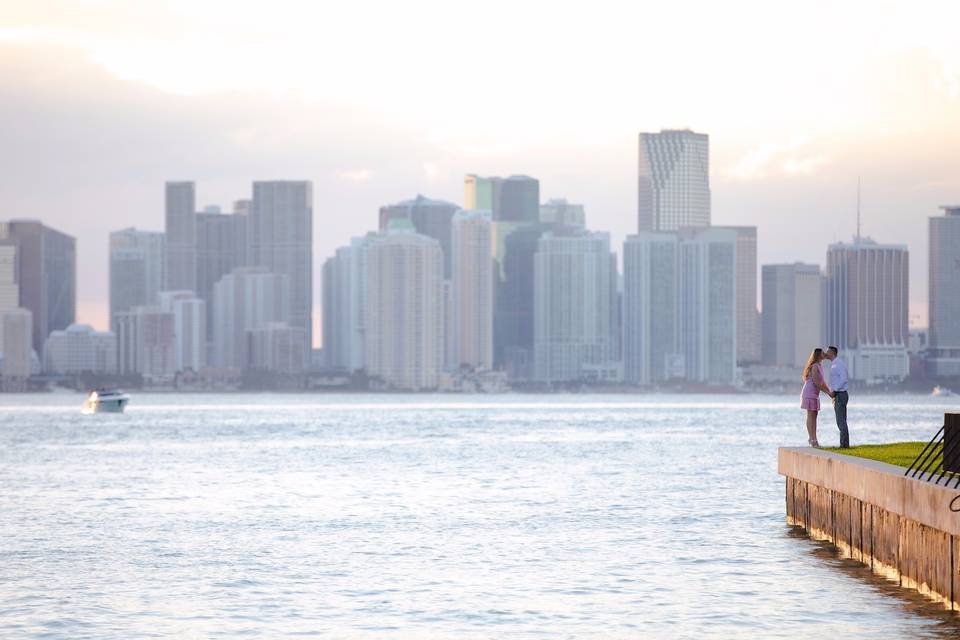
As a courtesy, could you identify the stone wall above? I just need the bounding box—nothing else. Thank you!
[780,447,959,609]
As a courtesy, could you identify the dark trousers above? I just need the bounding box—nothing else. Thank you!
[833,391,850,448]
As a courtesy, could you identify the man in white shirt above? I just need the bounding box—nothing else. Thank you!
[824,346,850,448]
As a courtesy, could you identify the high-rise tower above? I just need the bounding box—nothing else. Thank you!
[637,129,710,232]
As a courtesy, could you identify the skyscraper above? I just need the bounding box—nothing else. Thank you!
[250,181,313,353]
[929,205,960,377]
[109,228,166,331]
[322,233,375,373]
[716,226,760,364]
[158,291,206,373]
[464,175,499,212]
[623,232,681,385]
[637,129,710,231]
[761,263,825,368]
[825,237,909,383]
[0,244,19,353]
[164,181,197,292]
[196,205,248,342]
[2,308,32,387]
[248,322,307,374]
[678,226,737,384]
[533,229,618,383]
[365,223,444,391]
[115,306,176,382]
[0,220,76,354]
[539,199,586,228]
[451,210,494,370]
[497,176,540,222]
[212,267,291,371]
[377,195,459,277]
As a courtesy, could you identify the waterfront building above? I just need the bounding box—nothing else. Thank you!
[377,195,459,277]
[158,291,206,373]
[164,181,197,292]
[0,220,76,354]
[109,228,165,331]
[0,244,19,353]
[212,267,291,371]
[2,308,33,385]
[196,203,248,343]
[761,263,825,369]
[622,232,680,385]
[451,210,494,370]
[825,237,909,383]
[719,226,760,365]
[322,234,376,372]
[533,229,618,383]
[637,129,710,231]
[928,205,960,377]
[365,223,444,390]
[539,199,586,228]
[42,324,117,375]
[116,306,176,382]
[249,322,307,374]
[249,181,313,354]
[678,227,737,384]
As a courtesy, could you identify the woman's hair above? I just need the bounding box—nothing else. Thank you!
[802,348,824,381]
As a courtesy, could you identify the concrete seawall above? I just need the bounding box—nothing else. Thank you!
[779,447,960,609]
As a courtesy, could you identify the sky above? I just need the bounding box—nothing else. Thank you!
[1,0,959,336]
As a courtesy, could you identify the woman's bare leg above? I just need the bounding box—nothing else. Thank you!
[806,410,819,446]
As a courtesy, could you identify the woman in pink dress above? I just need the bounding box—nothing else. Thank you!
[800,347,832,447]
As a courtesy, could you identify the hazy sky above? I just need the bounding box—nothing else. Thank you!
[1,0,958,334]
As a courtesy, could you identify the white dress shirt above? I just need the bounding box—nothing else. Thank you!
[829,357,849,392]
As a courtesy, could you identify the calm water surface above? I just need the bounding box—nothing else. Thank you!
[2,393,960,638]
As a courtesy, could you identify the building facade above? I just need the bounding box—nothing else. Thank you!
[2,308,33,384]
[539,199,586,228]
[451,210,494,370]
[637,129,710,232]
[158,291,206,373]
[196,205,248,343]
[164,181,197,292]
[533,230,618,383]
[322,234,375,373]
[0,220,76,355]
[249,181,313,354]
[761,263,825,369]
[825,238,909,383]
[0,244,19,353]
[364,225,444,390]
[377,195,459,277]
[249,322,307,374]
[42,324,117,375]
[116,306,176,382]
[929,205,960,377]
[109,228,166,331]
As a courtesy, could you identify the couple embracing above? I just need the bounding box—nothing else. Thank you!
[800,346,850,449]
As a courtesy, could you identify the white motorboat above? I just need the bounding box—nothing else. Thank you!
[81,389,130,414]
[932,386,955,397]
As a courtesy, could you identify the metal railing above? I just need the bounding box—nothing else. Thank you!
[904,424,960,512]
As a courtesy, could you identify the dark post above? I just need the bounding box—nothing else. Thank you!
[944,414,960,473]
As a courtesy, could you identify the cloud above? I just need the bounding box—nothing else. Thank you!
[722,136,829,180]
[335,169,371,182]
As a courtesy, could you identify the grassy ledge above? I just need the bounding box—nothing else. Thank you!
[824,442,927,469]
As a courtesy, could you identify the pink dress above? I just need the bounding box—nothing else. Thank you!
[800,363,822,411]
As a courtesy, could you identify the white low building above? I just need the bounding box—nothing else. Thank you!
[43,323,117,375]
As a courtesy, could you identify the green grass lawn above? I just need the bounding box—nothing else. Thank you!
[825,442,928,469]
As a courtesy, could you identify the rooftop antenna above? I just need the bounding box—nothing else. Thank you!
[856,177,861,242]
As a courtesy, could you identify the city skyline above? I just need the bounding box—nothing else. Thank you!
[2,2,959,330]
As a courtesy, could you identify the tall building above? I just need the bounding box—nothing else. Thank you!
[761,263,825,369]
[365,224,444,390]
[2,308,33,384]
[249,181,313,353]
[825,237,909,383]
[42,324,117,375]
[377,195,459,277]
[637,129,710,231]
[109,228,165,331]
[0,244,19,353]
[158,291,206,373]
[929,205,960,377]
[196,205,248,341]
[464,175,499,212]
[539,199,586,228]
[164,181,197,292]
[322,234,375,373]
[116,306,176,382]
[451,210,494,370]
[0,220,76,354]
[678,227,737,384]
[623,232,680,385]
[718,226,760,364]
[497,176,540,222]
[465,174,540,274]
[212,267,290,371]
[533,229,618,383]
[249,322,307,374]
